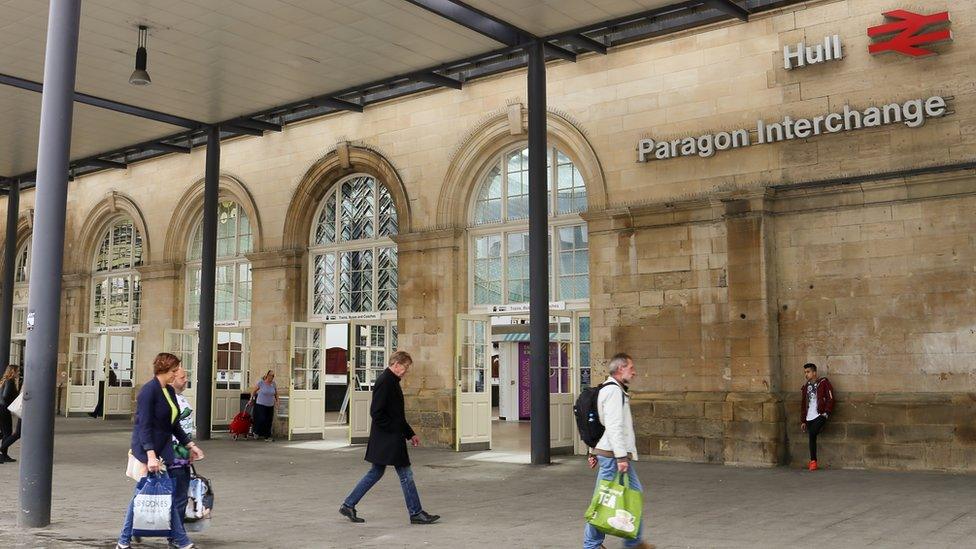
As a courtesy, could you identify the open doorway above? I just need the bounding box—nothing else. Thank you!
[456,312,590,457]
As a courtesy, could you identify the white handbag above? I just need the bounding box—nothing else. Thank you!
[7,393,23,418]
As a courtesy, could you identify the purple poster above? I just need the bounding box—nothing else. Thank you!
[518,342,531,419]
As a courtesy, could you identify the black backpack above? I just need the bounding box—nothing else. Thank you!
[574,381,625,448]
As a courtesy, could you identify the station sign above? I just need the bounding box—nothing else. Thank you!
[490,301,566,313]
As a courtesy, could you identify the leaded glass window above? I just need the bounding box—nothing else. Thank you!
[14,241,30,283]
[91,219,143,329]
[309,175,398,317]
[469,146,589,307]
[186,201,253,325]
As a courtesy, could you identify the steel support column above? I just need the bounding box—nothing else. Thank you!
[19,0,80,528]
[195,125,220,441]
[0,180,20,365]
[527,40,551,466]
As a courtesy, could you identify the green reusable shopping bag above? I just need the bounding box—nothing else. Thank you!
[584,472,643,540]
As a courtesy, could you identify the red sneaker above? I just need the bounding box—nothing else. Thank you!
[808,460,818,471]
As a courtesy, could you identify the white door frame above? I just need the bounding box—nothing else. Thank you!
[66,333,100,416]
[348,320,397,444]
[212,328,250,429]
[455,314,492,451]
[102,333,137,419]
[164,329,199,414]
[548,312,576,452]
[288,322,327,440]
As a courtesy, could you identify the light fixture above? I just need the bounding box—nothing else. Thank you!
[128,25,151,86]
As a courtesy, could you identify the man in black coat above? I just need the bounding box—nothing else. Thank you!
[340,351,440,525]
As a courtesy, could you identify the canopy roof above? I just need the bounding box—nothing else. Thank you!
[0,0,798,186]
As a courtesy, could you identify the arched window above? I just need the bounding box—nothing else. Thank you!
[185,200,253,325]
[308,175,397,317]
[91,218,143,329]
[469,146,589,307]
[14,240,30,284]
[10,239,30,364]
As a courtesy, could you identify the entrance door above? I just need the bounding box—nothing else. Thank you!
[348,321,395,444]
[456,315,491,451]
[549,313,576,451]
[213,329,249,428]
[67,333,100,415]
[165,329,198,409]
[288,323,326,439]
[103,334,136,417]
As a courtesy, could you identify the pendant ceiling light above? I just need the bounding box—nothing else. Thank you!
[128,25,151,86]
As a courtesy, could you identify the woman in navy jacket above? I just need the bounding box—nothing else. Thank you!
[117,353,205,549]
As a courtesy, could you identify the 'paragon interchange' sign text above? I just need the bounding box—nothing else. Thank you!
[637,95,947,162]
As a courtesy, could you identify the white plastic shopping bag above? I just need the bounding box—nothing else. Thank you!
[131,473,174,537]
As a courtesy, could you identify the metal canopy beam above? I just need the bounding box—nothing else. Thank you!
[230,118,281,132]
[85,158,126,170]
[405,0,530,46]
[221,123,264,137]
[562,34,607,55]
[145,142,191,154]
[413,71,463,90]
[309,96,364,113]
[544,43,577,62]
[0,72,201,129]
[704,0,750,21]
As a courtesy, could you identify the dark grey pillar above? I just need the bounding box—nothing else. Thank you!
[19,0,81,528]
[195,125,219,441]
[0,180,20,365]
[527,40,551,465]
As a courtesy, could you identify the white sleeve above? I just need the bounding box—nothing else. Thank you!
[602,386,629,459]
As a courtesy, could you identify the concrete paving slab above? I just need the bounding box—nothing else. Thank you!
[0,418,974,548]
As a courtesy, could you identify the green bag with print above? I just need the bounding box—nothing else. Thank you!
[584,472,643,540]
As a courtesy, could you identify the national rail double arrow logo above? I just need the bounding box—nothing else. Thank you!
[868,10,952,57]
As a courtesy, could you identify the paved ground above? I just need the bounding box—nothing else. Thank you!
[1,418,974,548]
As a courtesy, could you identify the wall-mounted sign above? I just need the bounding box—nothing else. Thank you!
[322,312,382,321]
[490,301,566,313]
[784,35,843,69]
[637,96,948,162]
[869,10,951,57]
[95,325,136,334]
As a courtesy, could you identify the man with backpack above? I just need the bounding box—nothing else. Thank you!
[581,352,653,549]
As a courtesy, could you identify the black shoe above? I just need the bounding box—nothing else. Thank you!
[340,504,365,523]
[0,454,15,463]
[410,510,440,524]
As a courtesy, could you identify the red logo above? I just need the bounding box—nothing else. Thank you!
[868,10,952,57]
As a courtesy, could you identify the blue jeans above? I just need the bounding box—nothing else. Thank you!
[583,456,645,549]
[118,469,192,547]
[343,463,423,516]
[168,466,191,543]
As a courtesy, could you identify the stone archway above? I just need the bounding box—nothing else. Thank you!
[282,143,412,250]
[435,109,608,229]
[163,173,264,265]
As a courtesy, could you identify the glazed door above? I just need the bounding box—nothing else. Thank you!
[455,315,492,451]
[288,323,326,439]
[103,334,136,418]
[165,329,198,409]
[66,333,100,415]
[213,329,249,428]
[549,314,576,451]
[348,321,395,444]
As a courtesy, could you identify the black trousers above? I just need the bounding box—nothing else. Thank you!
[0,408,11,440]
[91,381,105,417]
[807,415,827,461]
[0,409,20,454]
[253,403,274,438]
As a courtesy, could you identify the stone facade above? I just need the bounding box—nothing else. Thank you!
[1,0,973,470]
